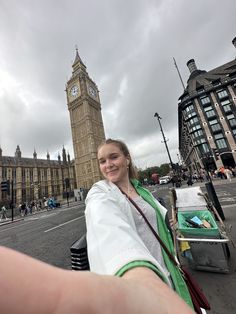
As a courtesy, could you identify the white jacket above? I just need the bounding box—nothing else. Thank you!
[85,180,172,286]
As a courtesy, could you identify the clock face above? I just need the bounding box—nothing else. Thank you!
[70,85,79,97]
[88,85,97,98]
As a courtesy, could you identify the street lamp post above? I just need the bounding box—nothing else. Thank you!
[154,112,175,172]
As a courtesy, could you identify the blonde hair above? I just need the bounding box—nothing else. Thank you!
[98,139,138,179]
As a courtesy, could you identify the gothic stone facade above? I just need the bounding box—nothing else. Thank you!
[0,145,76,206]
[66,50,106,189]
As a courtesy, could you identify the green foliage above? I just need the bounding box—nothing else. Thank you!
[138,163,170,182]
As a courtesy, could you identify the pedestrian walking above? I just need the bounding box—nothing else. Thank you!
[219,166,226,179]
[0,205,7,220]
[43,197,48,210]
[20,203,26,216]
[225,167,232,182]
[187,175,193,186]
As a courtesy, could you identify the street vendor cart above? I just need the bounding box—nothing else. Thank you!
[171,186,230,273]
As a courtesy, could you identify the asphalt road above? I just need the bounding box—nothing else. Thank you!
[153,179,236,314]
[0,202,86,269]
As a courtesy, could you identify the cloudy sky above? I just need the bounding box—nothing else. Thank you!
[0,0,235,169]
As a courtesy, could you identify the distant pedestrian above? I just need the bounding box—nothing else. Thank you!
[0,206,7,220]
[187,176,193,186]
[43,197,48,210]
[171,175,178,187]
[20,203,26,216]
[225,167,232,182]
[47,197,55,209]
[219,166,226,179]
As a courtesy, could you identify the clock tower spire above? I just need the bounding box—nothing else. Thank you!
[66,49,106,189]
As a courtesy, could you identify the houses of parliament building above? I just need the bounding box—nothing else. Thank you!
[0,49,105,206]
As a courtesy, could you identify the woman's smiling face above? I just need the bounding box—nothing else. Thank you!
[98,143,129,184]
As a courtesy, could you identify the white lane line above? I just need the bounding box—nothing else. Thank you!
[0,221,31,233]
[44,216,85,233]
[222,204,236,208]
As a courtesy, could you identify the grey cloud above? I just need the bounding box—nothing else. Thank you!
[0,0,235,168]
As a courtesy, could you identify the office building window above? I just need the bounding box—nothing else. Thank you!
[200,96,211,105]
[221,98,232,113]
[229,119,236,127]
[184,103,194,113]
[198,143,210,154]
[194,138,206,145]
[214,132,228,149]
[232,129,236,139]
[185,111,197,120]
[217,89,228,99]
[211,123,222,132]
[227,114,236,127]
[209,119,222,132]
[215,138,228,149]
[192,129,204,138]
[205,110,216,118]
[222,104,231,113]
[209,119,218,125]
[221,99,231,106]
[188,116,199,125]
[204,105,213,112]
[189,124,201,133]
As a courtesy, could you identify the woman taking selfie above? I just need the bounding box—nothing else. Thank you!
[85,138,195,313]
[0,138,197,313]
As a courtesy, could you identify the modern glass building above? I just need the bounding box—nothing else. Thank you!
[178,37,236,172]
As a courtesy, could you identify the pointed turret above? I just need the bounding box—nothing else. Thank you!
[33,148,37,159]
[58,152,61,163]
[73,47,86,67]
[72,47,87,76]
[46,151,50,160]
[62,146,67,163]
[15,145,22,158]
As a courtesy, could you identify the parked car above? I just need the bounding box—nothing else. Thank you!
[159,176,171,185]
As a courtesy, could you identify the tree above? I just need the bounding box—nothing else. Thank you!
[137,163,170,183]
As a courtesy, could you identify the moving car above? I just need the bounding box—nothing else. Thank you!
[159,176,171,185]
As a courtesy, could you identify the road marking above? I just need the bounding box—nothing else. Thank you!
[0,221,31,233]
[219,197,236,202]
[39,213,57,218]
[26,217,39,221]
[44,216,85,233]
[222,204,236,208]
[217,192,231,196]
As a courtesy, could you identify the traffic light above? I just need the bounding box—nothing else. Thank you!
[213,148,220,160]
[1,180,10,194]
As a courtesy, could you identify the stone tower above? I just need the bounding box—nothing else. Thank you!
[66,49,105,189]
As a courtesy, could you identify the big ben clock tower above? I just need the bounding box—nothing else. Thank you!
[66,49,105,189]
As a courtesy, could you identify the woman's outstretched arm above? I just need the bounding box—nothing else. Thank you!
[0,246,194,314]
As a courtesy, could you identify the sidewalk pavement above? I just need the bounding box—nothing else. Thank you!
[0,199,85,227]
